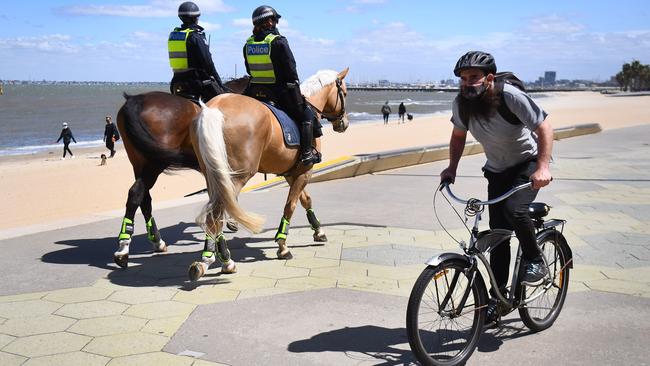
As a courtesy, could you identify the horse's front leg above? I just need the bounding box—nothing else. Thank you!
[114,178,145,268]
[276,173,310,259]
[299,190,327,242]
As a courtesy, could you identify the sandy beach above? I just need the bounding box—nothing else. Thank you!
[1,91,649,232]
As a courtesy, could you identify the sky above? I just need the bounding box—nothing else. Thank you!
[1,0,649,83]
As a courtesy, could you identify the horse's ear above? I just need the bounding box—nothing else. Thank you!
[338,67,350,80]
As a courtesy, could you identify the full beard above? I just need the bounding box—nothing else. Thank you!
[457,85,501,123]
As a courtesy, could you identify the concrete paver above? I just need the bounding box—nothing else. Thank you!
[67,315,148,337]
[0,315,76,337]
[83,332,169,358]
[23,351,110,366]
[3,332,91,358]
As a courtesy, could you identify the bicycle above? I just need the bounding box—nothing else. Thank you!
[406,181,573,366]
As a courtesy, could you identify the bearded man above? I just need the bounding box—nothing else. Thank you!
[439,51,554,325]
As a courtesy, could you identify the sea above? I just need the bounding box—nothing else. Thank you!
[0,83,459,156]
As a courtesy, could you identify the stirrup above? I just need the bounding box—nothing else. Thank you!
[300,149,321,165]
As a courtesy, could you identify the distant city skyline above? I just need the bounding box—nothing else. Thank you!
[1,0,649,83]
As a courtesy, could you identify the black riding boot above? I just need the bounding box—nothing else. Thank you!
[299,120,321,165]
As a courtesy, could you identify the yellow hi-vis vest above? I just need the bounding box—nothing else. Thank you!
[168,28,194,72]
[245,33,279,84]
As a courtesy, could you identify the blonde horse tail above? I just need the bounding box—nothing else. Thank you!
[193,101,264,236]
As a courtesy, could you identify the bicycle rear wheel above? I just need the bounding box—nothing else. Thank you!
[519,232,570,332]
[407,259,487,366]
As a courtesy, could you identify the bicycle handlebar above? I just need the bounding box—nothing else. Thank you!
[441,181,532,206]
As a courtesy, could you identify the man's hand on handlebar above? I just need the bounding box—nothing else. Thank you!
[440,167,456,185]
[530,166,552,190]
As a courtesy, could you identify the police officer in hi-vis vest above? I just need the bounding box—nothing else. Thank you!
[168,1,226,102]
[243,5,322,165]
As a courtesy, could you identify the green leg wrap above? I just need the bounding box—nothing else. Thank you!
[306,209,320,230]
[275,217,290,241]
[119,217,134,241]
[202,233,217,258]
[146,217,161,242]
[203,233,230,263]
[216,234,231,263]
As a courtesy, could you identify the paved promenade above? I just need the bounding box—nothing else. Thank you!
[1,125,649,365]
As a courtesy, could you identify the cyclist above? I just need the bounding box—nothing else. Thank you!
[439,51,554,323]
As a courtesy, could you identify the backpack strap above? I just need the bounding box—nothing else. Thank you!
[495,81,522,125]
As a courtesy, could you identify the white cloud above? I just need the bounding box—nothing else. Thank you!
[232,18,251,27]
[133,31,163,42]
[200,21,222,31]
[0,34,78,53]
[60,0,233,18]
[527,15,585,34]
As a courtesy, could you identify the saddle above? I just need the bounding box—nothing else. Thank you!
[262,102,301,147]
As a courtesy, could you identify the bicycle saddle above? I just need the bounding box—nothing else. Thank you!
[528,202,550,220]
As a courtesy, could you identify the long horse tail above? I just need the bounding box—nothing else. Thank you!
[193,102,264,235]
[119,92,199,170]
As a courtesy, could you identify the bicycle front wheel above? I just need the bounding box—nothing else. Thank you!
[406,259,487,366]
[519,232,570,332]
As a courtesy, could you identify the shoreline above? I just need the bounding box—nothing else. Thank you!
[1,91,649,234]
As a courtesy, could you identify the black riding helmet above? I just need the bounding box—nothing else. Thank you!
[453,51,497,77]
[252,5,281,25]
[178,1,200,23]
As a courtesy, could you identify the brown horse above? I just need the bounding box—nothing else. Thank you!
[113,69,349,274]
[112,77,249,268]
[187,68,350,279]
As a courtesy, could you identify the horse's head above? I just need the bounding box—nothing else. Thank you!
[303,68,350,133]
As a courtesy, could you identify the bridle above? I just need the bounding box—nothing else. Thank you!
[307,78,346,131]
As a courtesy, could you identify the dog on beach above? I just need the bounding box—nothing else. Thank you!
[407,113,413,121]
[100,154,107,166]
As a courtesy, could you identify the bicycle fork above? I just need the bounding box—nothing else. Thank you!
[438,260,481,318]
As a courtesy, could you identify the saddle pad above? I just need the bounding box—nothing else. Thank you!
[262,102,300,147]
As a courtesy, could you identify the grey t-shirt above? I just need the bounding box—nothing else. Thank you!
[451,83,548,173]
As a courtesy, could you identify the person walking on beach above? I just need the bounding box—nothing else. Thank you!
[242,5,321,165]
[103,114,120,158]
[398,102,406,123]
[381,101,391,125]
[168,1,227,102]
[56,122,76,159]
[439,50,554,325]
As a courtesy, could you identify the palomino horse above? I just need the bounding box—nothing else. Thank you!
[187,68,350,280]
[112,77,250,268]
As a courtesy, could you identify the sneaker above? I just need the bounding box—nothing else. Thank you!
[521,259,549,286]
[61,157,65,160]
[71,155,75,159]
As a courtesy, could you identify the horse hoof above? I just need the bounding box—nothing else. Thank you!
[277,249,293,260]
[188,262,205,281]
[114,254,128,268]
[151,239,167,253]
[221,259,237,274]
[226,221,239,232]
[313,233,328,242]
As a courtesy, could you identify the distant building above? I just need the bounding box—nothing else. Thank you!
[377,79,390,87]
[544,71,556,85]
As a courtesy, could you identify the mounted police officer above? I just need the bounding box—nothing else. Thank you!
[168,1,226,102]
[243,5,322,165]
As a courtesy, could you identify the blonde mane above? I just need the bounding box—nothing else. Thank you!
[300,70,339,97]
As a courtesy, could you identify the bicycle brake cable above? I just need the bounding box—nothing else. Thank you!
[433,183,472,245]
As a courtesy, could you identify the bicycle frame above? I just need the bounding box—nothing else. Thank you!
[427,182,566,310]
